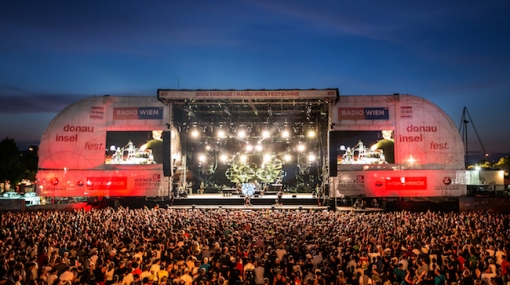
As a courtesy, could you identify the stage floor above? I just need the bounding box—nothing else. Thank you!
[181,192,314,199]
[0,192,383,212]
[166,204,383,211]
[163,193,384,212]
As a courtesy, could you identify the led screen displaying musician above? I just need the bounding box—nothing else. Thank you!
[330,130,395,171]
[105,131,164,165]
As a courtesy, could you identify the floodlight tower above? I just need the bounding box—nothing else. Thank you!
[459,107,487,168]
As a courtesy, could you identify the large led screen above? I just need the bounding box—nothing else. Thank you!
[105,131,164,165]
[329,130,395,175]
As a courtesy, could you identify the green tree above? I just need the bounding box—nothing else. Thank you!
[493,156,510,170]
[21,145,38,181]
[0,137,24,190]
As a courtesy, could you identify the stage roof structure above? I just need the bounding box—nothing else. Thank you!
[157,89,339,127]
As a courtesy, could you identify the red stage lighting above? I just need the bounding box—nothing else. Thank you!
[50,177,59,185]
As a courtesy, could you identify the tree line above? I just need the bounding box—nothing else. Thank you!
[0,137,38,191]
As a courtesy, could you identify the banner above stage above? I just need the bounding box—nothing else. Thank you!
[157,89,339,101]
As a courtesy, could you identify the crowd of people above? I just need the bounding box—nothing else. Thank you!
[0,207,509,285]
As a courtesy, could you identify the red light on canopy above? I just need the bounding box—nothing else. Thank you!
[50,177,59,185]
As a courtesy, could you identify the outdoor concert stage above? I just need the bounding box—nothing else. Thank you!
[133,192,385,212]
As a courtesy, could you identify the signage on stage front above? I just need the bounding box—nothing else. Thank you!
[337,107,389,120]
[330,170,466,197]
[113,107,163,120]
[86,177,128,191]
[385,176,427,190]
[158,89,338,100]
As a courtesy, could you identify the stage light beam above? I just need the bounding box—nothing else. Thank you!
[217,129,226,139]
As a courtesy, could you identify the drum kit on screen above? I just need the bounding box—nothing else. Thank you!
[339,140,386,164]
[108,140,154,164]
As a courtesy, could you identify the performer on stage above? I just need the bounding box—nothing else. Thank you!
[276,190,283,206]
[236,181,242,195]
[244,194,251,207]
[261,183,268,197]
[316,185,324,206]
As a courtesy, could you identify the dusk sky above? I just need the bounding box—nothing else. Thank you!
[1,0,509,162]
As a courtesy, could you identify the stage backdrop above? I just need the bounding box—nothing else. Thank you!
[329,94,466,197]
[37,96,174,197]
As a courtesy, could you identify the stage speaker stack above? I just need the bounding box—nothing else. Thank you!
[163,131,171,177]
[329,149,338,177]
[329,199,336,211]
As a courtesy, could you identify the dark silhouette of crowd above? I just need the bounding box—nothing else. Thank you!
[0,208,509,285]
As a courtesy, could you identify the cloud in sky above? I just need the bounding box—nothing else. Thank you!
[0,86,89,114]
[0,0,509,156]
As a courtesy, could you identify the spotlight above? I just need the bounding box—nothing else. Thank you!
[262,130,270,139]
[237,129,246,139]
[191,129,200,138]
[217,129,226,139]
[307,129,316,138]
[297,144,305,152]
[281,130,290,139]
